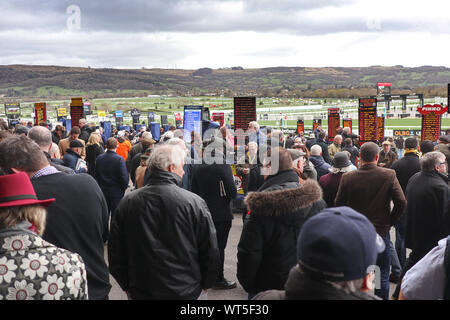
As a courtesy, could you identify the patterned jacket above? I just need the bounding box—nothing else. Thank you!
[0,222,88,300]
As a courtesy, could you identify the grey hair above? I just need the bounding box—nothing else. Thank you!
[149,144,185,171]
[310,145,322,156]
[420,151,445,172]
[249,121,260,131]
[28,126,52,148]
[334,135,343,142]
[168,137,187,152]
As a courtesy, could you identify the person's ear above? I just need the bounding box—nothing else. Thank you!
[167,164,175,173]
[361,273,374,292]
[375,154,379,162]
[11,168,22,174]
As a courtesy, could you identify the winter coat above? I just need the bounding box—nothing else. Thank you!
[253,265,380,300]
[319,172,344,208]
[309,155,331,181]
[314,139,331,164]
[79,125,92,144]
[58,138,86,159]
[116,137,131,162]
[303,161,318,181]
[335,163,407,237]
[391,152,421,193]
[328,143,341,161]
[0,221,88,300]
[405,170,450,259]
[248,164,265,192]
[32,172,111,299]
[191,161,237,223]
[62,149,87,174]
[108,169,220,300]
[378,150,398,168]
[341,145,359,166]
[85,143,104,178]
[237,170,327,294]
[95,150,129,198]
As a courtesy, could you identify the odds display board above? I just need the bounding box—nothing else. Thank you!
[4,103,21,120]
[358,98,378,143]
[34,102,47,125]
[234,97,256,144]
[327,108,340,141]
[296,119,305,135]
[342,118,352,133]
[418,104,447,142]
[312,118,322,131]
[377,116,385,142]
[211,112,225,127]
[70,97,84,128]
[183,105,203,143]
[234,97,256,131]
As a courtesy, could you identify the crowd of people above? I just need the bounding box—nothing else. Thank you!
[0,116,449,301]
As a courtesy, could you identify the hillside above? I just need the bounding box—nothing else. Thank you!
[1,64,449,100]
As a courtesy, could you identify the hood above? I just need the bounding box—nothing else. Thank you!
[245,179,322,217]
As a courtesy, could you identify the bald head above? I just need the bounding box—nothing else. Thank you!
[28,126,52,150]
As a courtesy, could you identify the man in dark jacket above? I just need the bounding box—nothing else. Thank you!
[341,138,359,167]
[313,131,331,164]
[403,152,450,277]
[237,147,327,299]
[95,138,129,222]
[309,145,331,181]
[78,118,92,143]
[335,142,407,300]
[0,135,111,300]
[108,144,220,299]
[191,138,238,289]
[62,140,88,174]
[254,207,383,300]
[390,137,421,272]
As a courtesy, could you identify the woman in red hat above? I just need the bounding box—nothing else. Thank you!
[0,172,88,300]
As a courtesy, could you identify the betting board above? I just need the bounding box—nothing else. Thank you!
[183,105,203,143]
[377,116,385,142]
[358,98,378,143]
[327,108,340,142]
[296,119,304,135]
[70,97,84,128]
[312,118,322,131]
[34,103,47,125]
[342,118,352,133]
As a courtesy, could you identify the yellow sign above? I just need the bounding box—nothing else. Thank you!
[97,111,106,117]
[57,108,67,117]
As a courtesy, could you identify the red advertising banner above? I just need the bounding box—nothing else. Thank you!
[358,98,378,143]
[34,102,47,126]
[377,116,385,142]
[342,118,352,133]
[417,104,447,115]
[327,108,340,142]
[297,119,304,135]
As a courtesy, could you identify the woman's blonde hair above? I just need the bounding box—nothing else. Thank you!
[0,205,47,235]
[86,132,101,147]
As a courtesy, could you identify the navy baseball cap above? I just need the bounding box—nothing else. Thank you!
[297,206,385,282]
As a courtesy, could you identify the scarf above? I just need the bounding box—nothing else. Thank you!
[404,148,419,156]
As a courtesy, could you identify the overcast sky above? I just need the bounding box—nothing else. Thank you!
[1,0,450,69]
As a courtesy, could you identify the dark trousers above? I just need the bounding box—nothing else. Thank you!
[214,220,232,281]
[395,214,407,268]
[375,232,391,300]
[102,189,125,220]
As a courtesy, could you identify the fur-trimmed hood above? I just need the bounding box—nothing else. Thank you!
[245,179,323,217]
